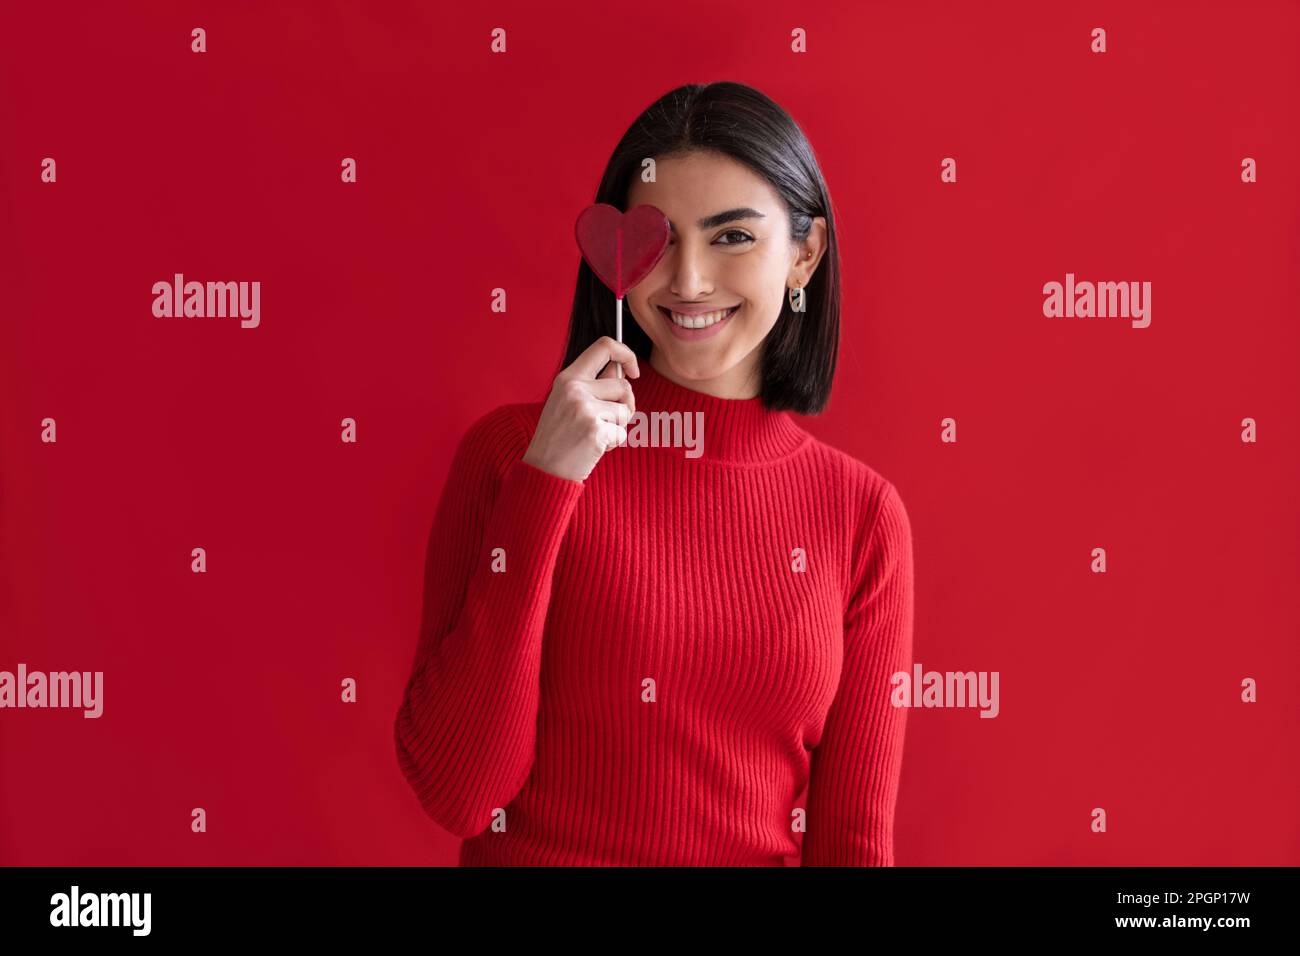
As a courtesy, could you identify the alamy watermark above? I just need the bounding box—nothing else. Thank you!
[50,886,150,936]
[615,409,704,459]
[152,273,260,328]
[891,663,1000,718]
[0,663,103,718]
[1043,272,1151,328]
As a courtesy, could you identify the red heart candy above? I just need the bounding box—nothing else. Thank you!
[575,203,671,299]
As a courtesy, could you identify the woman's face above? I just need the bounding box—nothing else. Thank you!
[625,149,825,393]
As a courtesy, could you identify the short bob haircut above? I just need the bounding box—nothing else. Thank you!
[559,81,841,415]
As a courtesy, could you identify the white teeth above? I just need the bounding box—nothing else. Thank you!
[667,307,735,329]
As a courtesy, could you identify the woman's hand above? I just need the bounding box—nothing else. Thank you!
[521,336,640,482]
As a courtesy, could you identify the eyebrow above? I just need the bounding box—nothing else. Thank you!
[666,207,767,232]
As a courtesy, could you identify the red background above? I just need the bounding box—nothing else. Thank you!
[2,0,1297,866]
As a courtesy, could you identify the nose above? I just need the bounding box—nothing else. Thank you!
[666,238,713,300]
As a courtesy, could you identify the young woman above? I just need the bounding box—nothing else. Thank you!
[394,81,915,866]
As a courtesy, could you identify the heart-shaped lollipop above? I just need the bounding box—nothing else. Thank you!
[575,203,670,300]
[575,203,670,379]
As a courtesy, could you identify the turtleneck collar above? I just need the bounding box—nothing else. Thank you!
[627,359,810,465]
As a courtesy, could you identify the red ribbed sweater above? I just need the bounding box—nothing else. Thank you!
[394,360,914,866]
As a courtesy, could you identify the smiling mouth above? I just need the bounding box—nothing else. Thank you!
[657,305,740,329]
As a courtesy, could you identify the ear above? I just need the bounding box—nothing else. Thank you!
[790,216,829,287]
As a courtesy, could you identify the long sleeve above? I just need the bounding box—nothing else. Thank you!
[802,480,915,866]
[394,404,585,838]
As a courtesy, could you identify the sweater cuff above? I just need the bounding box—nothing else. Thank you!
[489,458,586,549]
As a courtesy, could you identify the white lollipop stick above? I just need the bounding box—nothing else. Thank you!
[614,296,623,380]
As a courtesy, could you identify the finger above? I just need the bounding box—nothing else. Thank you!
[595,418,628,451]
[585,377,635,413]
[592,398,632,427]
[595,348,635,380]
[570,336,640,382]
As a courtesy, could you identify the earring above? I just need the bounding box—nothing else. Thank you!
[790,252,812,311]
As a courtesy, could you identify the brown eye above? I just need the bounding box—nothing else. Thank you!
[716,229,754,245]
